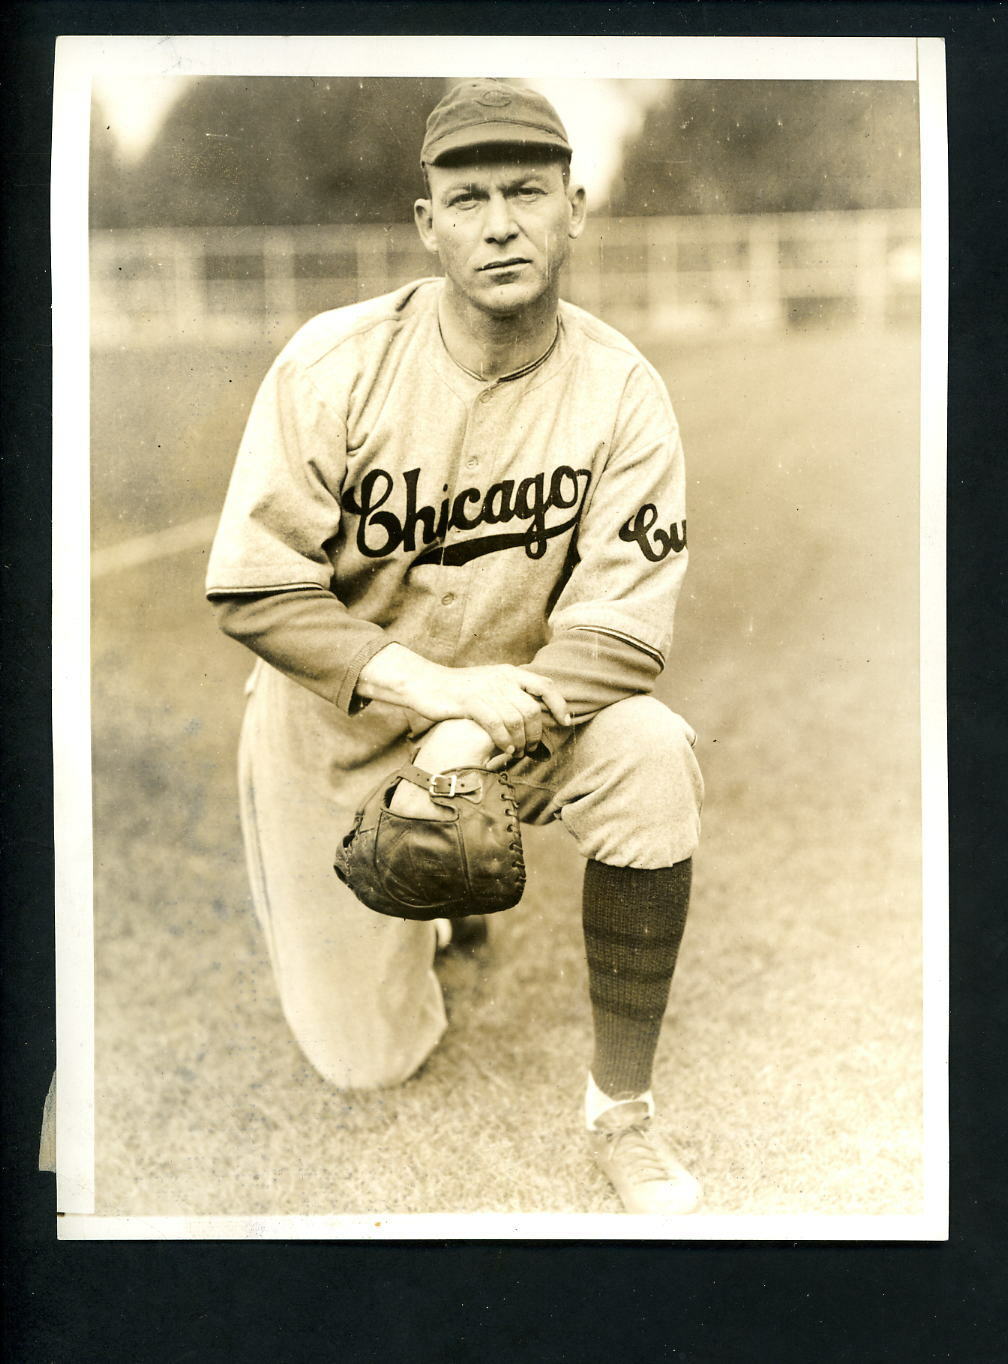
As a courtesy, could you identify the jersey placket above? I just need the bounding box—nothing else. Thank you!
[433,379,503,664]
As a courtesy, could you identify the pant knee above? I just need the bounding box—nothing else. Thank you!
[294,1034,426,1091]
[594,697,702,797]
[644,701,704,818]
[275,948,448,1091]
[561,696,703,868]
[283,1002,443,1090]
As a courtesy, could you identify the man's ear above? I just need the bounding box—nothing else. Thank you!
[414,199,438,255]
[567,184,587,241]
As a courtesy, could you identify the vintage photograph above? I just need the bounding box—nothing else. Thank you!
[53,37,946,1236]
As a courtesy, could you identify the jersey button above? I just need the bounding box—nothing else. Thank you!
[466,457,478,469]
[441,593,455,606]
[479,390,493,403]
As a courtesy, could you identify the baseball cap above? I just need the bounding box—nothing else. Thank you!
[421,78,572,167]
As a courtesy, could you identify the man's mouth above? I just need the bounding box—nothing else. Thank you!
[478,258,529,273]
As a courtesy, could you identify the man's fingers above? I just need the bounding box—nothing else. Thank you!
[512,689,544,748]
[513,709,542,751]
[513,671,572,727]
[498,699,530,754]
[471,699,525,755]
[471,707,515,754]
[450,667,568,752]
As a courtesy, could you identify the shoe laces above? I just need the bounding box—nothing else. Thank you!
[602,1122,673,1184]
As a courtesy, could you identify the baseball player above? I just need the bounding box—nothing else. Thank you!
[207,79,704,1215]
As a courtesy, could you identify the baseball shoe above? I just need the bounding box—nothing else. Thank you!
[589,1100,702,1215]
[434,914,489,952]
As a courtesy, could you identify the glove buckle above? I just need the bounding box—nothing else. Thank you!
[428,771,458,798]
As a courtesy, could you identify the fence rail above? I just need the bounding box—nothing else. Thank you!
[90,209,920,348]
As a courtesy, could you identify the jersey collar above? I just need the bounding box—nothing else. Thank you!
[437,315,560,386]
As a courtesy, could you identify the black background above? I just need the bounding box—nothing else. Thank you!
[3,3,1005,1359]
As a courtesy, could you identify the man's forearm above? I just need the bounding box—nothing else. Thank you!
[215,587,570,755]
[213,587,388,713]
[355,641,444,710]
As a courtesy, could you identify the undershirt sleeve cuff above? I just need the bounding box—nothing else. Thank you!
[528,626,664,754]
[336,634,394,715]
[213,588,390,716]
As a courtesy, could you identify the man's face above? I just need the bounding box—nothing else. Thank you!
[414,156,586,319]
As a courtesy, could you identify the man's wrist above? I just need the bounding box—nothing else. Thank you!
[416,718,496,767]
[356,642,437,709]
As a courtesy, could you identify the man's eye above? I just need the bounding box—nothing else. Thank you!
[515,187,544,200]
[449,195,478,208]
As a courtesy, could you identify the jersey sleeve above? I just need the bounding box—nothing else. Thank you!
[206,349,350,596]
[205,348,391,708]
[540,359,689,669]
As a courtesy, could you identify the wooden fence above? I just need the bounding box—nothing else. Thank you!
[90,209,920,348]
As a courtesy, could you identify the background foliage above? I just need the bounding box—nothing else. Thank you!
[90,77,920,227]
[91,77,445,227]
[611,81,920,215]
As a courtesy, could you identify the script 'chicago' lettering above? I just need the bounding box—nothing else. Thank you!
[618,504,687,562]
[341,464,593,564]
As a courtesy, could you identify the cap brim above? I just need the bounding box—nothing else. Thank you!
[423,123,572,165]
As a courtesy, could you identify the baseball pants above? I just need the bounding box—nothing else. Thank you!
[238,661,703,1089]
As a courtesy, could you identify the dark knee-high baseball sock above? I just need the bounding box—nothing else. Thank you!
[583,858,692,1102]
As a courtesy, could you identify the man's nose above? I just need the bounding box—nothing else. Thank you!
[483,193,517,243]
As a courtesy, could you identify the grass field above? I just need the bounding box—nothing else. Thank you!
[89,321,924,1218]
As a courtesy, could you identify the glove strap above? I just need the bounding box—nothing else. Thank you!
[398,763,486,799]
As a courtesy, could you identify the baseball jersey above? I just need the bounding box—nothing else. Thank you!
[206,277,688,763]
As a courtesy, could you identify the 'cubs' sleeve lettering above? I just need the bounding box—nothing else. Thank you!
[539,360,689,664]
[214,588,388,715]
[206,352,350,596]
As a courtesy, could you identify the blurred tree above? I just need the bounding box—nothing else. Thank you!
[91,76,448,227]
[90,93,132,227]
[611,81,920,215]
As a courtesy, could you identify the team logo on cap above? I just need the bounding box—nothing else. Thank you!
[476,90,512,107]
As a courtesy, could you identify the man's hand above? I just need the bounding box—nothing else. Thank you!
[357,643,572,756]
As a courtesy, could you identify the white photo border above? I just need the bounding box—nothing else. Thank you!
[51,33,947,1241]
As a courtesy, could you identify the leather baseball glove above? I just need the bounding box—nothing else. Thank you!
[333,761,525,921]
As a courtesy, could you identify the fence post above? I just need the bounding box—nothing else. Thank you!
[856,213,889,328]
[651,217,678,331]
[747,216,783,330]
[264,228,299,334]
[172,231,206,345]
